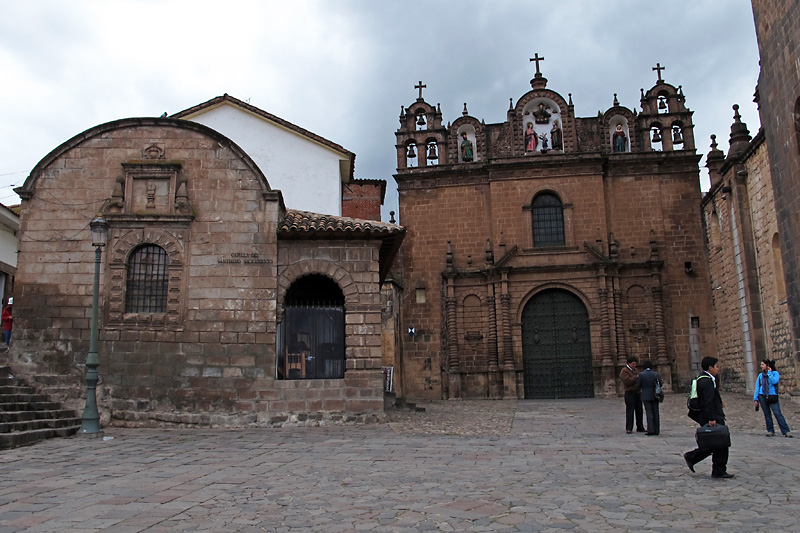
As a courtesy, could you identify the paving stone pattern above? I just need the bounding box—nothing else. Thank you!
[0,392,798,531]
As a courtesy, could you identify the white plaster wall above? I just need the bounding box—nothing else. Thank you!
[188,105,344,215]
[0,209,17,268]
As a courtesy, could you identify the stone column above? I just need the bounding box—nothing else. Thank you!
[445,276,460,398]
[651,285,672,392]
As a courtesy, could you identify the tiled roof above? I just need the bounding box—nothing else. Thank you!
[279,210,403,238]
[279,209,405,283]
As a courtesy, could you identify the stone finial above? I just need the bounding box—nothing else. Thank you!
[389,211,395,224]
[613,93,619,106]
[485,239,494,265]
[463,103,469,116]
[728,104,752,157]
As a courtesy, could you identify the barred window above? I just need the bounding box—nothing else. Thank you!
[532,193,565,246]
[125,245,168,313]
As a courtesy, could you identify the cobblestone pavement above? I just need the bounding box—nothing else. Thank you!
[0,392,799,532]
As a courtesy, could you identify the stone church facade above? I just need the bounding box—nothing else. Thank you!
[11,117,404,427]
[393,66,717,400]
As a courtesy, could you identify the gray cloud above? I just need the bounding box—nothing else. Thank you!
[0,0,760,220]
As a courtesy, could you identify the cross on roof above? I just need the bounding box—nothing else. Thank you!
[530,53,545,75]
[652,63,666,83]
[415,81,427,100]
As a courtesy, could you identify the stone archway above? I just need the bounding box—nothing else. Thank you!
[521,288,593,399]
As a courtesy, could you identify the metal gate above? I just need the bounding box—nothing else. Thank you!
[522,289,594,399]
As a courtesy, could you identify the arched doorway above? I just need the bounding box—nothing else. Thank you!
[278,274,345,380]
[521,288,593,398]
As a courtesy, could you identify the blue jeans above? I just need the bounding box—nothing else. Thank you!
[3,330,9,345]
[758,394,791,435]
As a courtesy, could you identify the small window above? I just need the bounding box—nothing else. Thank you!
[125,245,168,313]
[532,193,565,247]
[416,288,427,304]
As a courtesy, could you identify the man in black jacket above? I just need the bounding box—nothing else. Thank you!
[683,356,734,478]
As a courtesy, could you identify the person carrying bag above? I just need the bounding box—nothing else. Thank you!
[753,359,793,438]
[683,356,734,479]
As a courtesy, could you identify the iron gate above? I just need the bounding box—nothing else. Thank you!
[521,289,594,399]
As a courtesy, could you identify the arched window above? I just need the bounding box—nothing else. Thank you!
[125,244,168,313]
[532,193,565,247]
[279,274,345,380]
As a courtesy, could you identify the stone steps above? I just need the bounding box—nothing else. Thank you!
[0,365,81,449]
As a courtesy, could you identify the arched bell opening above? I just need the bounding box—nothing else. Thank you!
[405,141,418,168]
[649,123,664,152]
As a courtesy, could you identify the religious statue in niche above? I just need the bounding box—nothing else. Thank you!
[538,132,549,152]
[525,122,538,152]
[532,103,552,124]
[460,132,474,162]
[612,124,628,153]
[550,120,563,150]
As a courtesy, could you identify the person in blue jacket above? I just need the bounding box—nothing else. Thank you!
[754,359,793,438]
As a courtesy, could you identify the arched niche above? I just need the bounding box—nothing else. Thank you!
[522,98,562,153]
[608,116,630,153]
[456,124,477,163]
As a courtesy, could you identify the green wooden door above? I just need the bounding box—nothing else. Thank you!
[522,289,594,399]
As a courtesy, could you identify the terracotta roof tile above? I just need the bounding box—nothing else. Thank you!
[279,209,403,237]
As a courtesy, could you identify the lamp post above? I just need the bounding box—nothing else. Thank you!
[78,215,108,437]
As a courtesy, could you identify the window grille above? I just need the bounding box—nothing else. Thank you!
[279,304,345,380]
[125,244,168,313]
[532,193,565,246]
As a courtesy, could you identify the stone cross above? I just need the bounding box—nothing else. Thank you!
[652,63,666,82]
[530,53,545,75]
[415,81,426,100]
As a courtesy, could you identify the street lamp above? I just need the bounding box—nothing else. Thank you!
[78,215,108,437]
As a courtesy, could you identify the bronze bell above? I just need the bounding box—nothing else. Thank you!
[407,144,417,158]
[658,97,667,110]
[416,113,426,127]
[672,127,683,144]
[652,128,662,143]
[427,143,438,160]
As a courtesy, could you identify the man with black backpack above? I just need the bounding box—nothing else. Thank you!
[683,356,734,479]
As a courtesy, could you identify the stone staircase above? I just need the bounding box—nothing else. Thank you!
[0,362,82,449]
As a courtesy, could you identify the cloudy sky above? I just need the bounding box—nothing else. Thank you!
[0,1,760,221]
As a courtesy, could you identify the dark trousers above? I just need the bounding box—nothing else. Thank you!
[685,444,729,477]
[643,400,660,434]
[624,391,644,431]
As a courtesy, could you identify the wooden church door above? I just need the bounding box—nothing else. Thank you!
[521,289,594,399]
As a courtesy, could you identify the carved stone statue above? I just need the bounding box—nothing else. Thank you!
[550,120,563,150]
[612,124,628,153]
[460,132,474,162]
[525,122,538,152]
[532,103,551,124]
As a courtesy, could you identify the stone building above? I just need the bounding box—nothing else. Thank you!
[750,0,800,369]
[393,65,717,400]
[11,116,404,427]
[701,105,796,395]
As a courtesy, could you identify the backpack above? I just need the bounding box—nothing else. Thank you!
[687,374,710,411]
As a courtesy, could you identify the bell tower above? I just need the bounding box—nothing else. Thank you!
[395,81,448,169]
[637,63,695,152]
